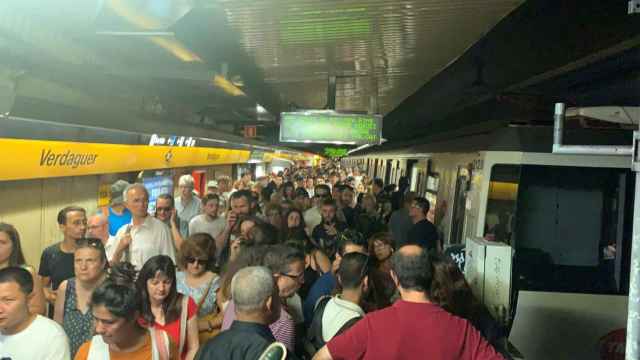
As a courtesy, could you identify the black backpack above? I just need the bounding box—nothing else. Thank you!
[306,296,363,352]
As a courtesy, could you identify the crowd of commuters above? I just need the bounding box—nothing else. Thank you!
[0,163,509,359]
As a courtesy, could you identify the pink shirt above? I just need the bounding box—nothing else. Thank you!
[222,301,295,351]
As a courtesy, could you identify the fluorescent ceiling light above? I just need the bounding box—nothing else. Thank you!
[213,75,246,96]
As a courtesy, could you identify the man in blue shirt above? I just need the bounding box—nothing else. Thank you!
[106,180,131,236]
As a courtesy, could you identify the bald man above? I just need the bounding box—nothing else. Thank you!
[313,245,504,360]
[86,213,116,257]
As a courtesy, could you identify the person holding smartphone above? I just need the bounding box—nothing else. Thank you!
[311,199,348,260]
[215,190,255,262]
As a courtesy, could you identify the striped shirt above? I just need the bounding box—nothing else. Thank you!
[221,302,296,351]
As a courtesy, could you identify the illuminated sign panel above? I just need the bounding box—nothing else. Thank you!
[323,147,349,158]
[279,112,382,145]
[0,138,250,181]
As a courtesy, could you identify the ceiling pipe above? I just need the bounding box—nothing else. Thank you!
[552,102,633,155]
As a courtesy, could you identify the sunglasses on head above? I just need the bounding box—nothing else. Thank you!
[186,256,209,266]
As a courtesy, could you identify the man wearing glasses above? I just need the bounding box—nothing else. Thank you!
[407,197,440,253]
[220,245,305,352]
[154,193,184,250]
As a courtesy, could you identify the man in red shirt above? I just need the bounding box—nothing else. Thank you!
[312,245,504,360]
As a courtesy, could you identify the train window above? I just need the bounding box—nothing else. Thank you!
[514,165,633,295]
[484,164,521,245]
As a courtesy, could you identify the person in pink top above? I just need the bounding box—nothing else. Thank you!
[222,244,305,352]
[313,245,504,360]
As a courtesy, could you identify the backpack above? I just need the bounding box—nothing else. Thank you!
[306,296,362,353]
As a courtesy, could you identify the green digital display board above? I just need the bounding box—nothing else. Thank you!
[279,111,382,145]
[323,147,349,158]
[280,7,371,45]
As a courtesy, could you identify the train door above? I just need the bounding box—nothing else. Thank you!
[384,159,392,185]
[450,166,470,244]
[508,165,633,359]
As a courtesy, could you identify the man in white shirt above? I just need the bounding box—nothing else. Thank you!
[189,193,225,239]
[87,213,116,259]
[175,174,201,238]
[305,184,331,236]
[111,183,176,270]
[0,267,70,360]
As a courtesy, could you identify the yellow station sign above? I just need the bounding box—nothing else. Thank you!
[0,138,251,181]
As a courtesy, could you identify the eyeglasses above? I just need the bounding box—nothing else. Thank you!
[186,257,209,266]
[156,207,172,213]
[281,271,304,282]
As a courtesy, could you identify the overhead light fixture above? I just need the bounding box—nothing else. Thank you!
[231,75,244,87]
[107,0,202,63]
[213,75,246,96]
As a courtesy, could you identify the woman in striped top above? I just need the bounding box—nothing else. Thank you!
[221,244,305,351]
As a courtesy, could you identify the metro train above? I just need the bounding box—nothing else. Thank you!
[343,122,634,359]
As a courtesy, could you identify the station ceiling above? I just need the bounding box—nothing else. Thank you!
[218,0,522,115]
[0,0,521,145]
[0,1,637,151]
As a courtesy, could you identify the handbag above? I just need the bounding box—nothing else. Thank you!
[197,275,222,344]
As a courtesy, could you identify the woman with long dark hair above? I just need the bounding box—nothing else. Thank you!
[429,253,510,358]
[367,232,396,307]
[282,208,307,243]
[0,222,46,315]
[281,181,295,201]
[137,255,199,360]
[74,262,176,359]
